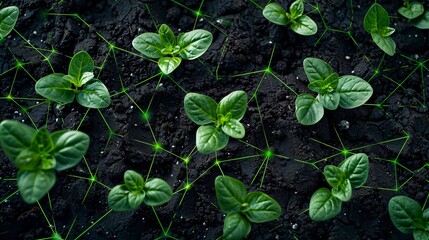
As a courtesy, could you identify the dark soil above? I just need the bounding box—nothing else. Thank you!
[0,0,428,239]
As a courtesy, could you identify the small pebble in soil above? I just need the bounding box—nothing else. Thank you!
[345,56,350,60]
[292,223,298,229]
[33,31,37,35]
[338,120,350,130]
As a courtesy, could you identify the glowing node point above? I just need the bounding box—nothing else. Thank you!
[141,111,151,121]
[15,61,23,69]
[109,44,115,50]
[183,157,190,164]
[185,183,192,190]
[375,103,382,108]
[6,94,13,100]
[215,160,221,166]
[195,11,201,16]
[341,148,349,156]
[153,142,163,152]
[264,150,273,159]
[121,87,127,93]
[264,67,272,73]
[90,176,97,183]
[374,69,380,74]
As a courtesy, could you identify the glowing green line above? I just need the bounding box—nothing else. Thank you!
[74,209,112,239]
[0,189,19,204]
[219,154,262,163]
[380,66,419,105]
[309,138,342,151]
[146,152,158,182]
[269,72,299,96]
[37,201,55,234]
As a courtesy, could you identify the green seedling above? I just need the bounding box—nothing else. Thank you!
[108,170,173,211]
[215,176,282,240]
[0,6,19,41]
[184,90,248,154]
[309,153,369,221]
[0,120,90,204]
[398,1,429,29]
[295,58,373,125]
[132,24,213,75]
[263,0,317,36]
[364,3,396,56]
[388,196,429,240]
[35,51,111,109]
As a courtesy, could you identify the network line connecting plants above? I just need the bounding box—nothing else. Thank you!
[0,0,428,240]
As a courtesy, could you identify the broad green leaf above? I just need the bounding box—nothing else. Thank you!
[51,130,90,171]
[143,178,173,206]
[68,51,94,84]
[295,93,324,125]
[290,15,318,36]
[263,2,289,26]
[222,119,245,139]
[128,191,145,209]
[308,80,325,93]
[124,170,144,191]
[76,80,111,108]
[414,229,429,240]
[0,120,35,162]
[371,32,396,56]
[364,3,390,33]
[317,92,340,110]
[331,179,352,202]
[309,188,342,221]
[17,170,56,204]
[243,192,282,223]
[423,208,429,221]
[0,6,19,40]
[80,72,94,86]
[196,125,229,154]
[337,75,373,109]
[39,154,56,170]
[184,93,217,125]
[303,58,333,83]
[324,165,346,189]
[339,153,369,188]
[108,185,135,211]
[132,32,164,59]
[324,72,339,90]
[158,57,181,75]
[223,213,251,240]
[380,27,395,37]
[177,29,213,60]
[31,128,54,153]
[158,24,176,47]
[289,0,304,19]
[217,90,248,121]
[15,149,41,170]
[398,2,424,20]
[63,75,79,86]
[35,73,75,104]
[215,176,247,214]
[388,196,423,234]
[412,11,429,29]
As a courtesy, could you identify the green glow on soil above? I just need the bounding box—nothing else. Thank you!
[15,61,23,69]
[141,111,151,121]
[90,175,97,183]
[183,157,190,164]
[185,183,192,190]
[264,150,273,159]
[341,148,350,156]
[215,160,221,166]
[264,67,272,73]
[194,10,201,16]
[153,142,163,152]
[109,43,115,50]
[5,94,13,100]
[375,103,382,108]
[374,69,380,74]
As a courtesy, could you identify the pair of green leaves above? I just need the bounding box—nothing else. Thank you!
[0,120,90,204]
[35,51,111,109]
[108,170,173,211]
[309,153,369,221]
[184,91,248,154]
[132,24,213,75]
[263,0,318,36]
[215,176,282,240]
[295,58,373,125]
[389,196,429,240]
[364,3,396,56]
[0,6,19,41]
[398,2,429,29]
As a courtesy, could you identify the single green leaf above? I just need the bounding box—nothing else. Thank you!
[223,213,251,240]
[380,27,395,37]
[51,130,90,171]
[143,178,173,206]
[388,196,423,234]
[398,2,424,20]
[303,58,333,83]
[76,80,111,108]
[80,72,94,86]
[290,15,318,36]
[63,75,79,86]
[371,32,396,56]
[423,208,429,221]
[243,192,282,223]
[331,179,352,202]
[157,57,181,75]
[132,32,164,59]
[108,185,135,211]
[215,176,247,214]
[263,2,289,26]
[177,29,213,60]
[196,125,229,154]
[337,75,373,109]
[308,80,325,93]
[364,3,390,33]
[15,149,41,170]
[289,0,304,19]
[217,90,248,121]
[35,73,75,104]
[0,120,36,162]
[68,51,94,83]
[324,165,346,189]
[317,92,340,110]
[324,72,339,90]
[221,119,245,139]
[414,229,429,240]
[184,93,218,125]
[0,6,19,40]
[39,154,56,170]
[339,153,369,188]
[31,128,54,153]
[309,188,342,221]
[411,11,429,29]
[295,93,324,125]
[124,170,144,191]
[158,24,176,47]
[128,191,145,209]
[17,170,56,204]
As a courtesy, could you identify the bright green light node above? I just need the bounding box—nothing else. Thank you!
[51,232,63,240]
[392,159,398,164]
[185,183,192,190]
[264,150,273,159]
[141,111,151,121]
[121,87,127,93]
[109,44,115,50]
[375,103,382,108]
[215,160,221,166]
[183,157,190,164]
[15,61,23,69]
[5,94,13,100]
[90,175,97,183]
[374,69,380,74]
[153,142,163,152]
[341,148,349,156]
[264,67,272,73]
[194,11,201,16]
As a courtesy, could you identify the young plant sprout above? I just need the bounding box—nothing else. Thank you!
[132,24,213,75]
[295,58,373,125]
[309,153,369,221]
[108,170,173,211]
[215,176,282,240]
[388,196,429,240]
[263,0,317,36]
[35,51,111,109]
[0,120,90,204]
[398,1,429,29]
[364,3,397,56]
[184,90,248,154]
[0,6,19,41]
